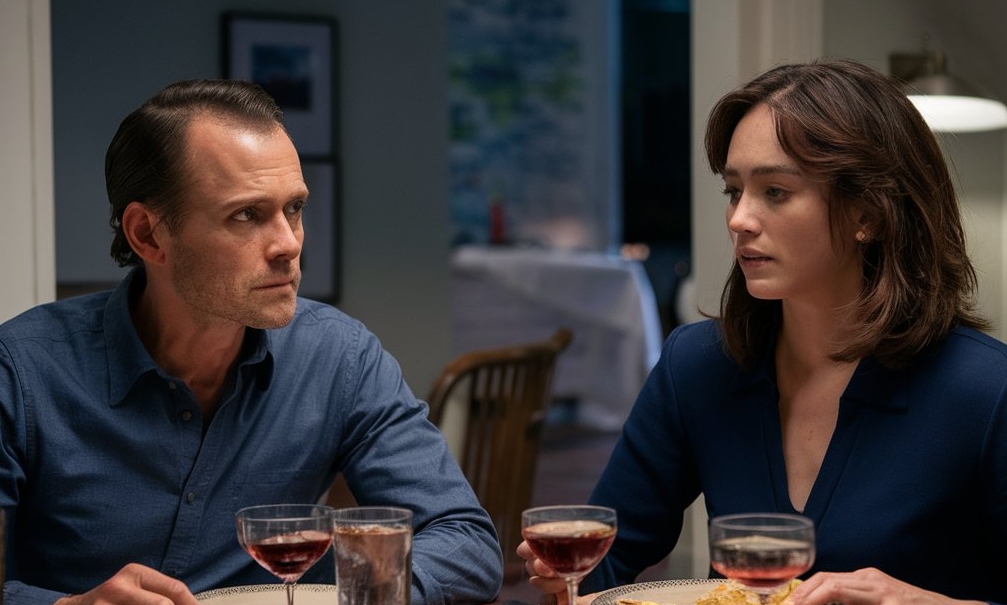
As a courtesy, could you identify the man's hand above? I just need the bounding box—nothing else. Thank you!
[54,563,199,605]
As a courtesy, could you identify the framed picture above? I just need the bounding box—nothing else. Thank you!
[299,160,340,303]
[223,13,338,159]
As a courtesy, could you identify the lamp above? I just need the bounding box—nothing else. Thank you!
[889,50,1007,133]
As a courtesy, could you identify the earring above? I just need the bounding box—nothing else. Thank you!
[855,231,869,243]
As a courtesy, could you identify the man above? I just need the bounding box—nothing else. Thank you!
[0,79,502,605]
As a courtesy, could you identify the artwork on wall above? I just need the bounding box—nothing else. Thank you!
[447,0,596,250]
[223,13,337,158]
[223,12,340,302]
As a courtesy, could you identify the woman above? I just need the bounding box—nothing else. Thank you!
[519,59,1007,605]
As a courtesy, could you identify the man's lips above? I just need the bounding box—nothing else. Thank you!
[256,277,298,289]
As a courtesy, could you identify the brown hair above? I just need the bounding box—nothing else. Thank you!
[105,79,286,267]
[704,59,987,369]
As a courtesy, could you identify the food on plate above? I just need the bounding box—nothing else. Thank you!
[695,580,801,605]
[616,599,664,605]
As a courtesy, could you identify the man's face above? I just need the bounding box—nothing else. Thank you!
[160,117,308,329]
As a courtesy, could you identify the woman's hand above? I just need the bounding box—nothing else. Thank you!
[791,568,985,605]
[516,540,600,605]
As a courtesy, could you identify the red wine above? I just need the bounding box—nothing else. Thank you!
[522,520,616,576]
[710,535,813,590]
[246,530,333,582]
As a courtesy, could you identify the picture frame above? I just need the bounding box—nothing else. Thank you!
[222,13,338,159]
[299,160,341,303]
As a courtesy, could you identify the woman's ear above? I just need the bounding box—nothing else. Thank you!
[850,207,876,244]
[121,201,167,265]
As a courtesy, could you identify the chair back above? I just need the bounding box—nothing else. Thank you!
[427,328,573,569]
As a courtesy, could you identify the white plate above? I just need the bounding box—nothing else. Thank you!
[195,584,337,605]
[593,579,724,605]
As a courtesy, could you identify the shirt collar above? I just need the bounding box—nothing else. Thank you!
[104,268,276,407]
[729,334,909,412]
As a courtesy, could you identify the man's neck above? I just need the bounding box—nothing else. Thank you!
[130,277,245,417]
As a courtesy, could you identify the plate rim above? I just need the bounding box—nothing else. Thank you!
[194,583,337,602]
[593,579,724,605]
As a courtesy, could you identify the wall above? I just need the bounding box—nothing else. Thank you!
[50,0,451,391]
[0,0,55,321]
[820,0,1007,337]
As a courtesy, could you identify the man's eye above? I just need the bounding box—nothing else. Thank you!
[234,208,257,222]
[286,200,306,217]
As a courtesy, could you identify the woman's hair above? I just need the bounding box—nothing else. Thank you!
[105,79,286,267]
[704,58,987,369]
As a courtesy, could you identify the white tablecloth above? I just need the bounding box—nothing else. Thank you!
[450,245,663,429]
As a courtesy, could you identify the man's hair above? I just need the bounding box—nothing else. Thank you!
[105,79,286,267]
[704,59,988,369]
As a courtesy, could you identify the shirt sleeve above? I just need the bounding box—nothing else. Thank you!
[335,329,504,605]
[581,325,702,593]
[4,582,70,605]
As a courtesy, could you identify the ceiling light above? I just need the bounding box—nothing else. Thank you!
[889,50,1007,133]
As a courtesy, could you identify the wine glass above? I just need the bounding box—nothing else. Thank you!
[708,513,815,602]
[236,504,335,605]
[521,505,617,605]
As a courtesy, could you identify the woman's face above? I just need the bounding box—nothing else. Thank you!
[722,104,863,309]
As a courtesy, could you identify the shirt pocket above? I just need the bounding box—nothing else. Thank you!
[230,466,330,506]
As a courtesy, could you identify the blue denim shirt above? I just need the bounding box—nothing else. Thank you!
[0,269,502,605]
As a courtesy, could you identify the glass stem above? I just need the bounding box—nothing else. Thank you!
[565,578,579,605]
[284,582,295,605]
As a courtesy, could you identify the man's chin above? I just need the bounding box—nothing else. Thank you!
[247,297,298,330]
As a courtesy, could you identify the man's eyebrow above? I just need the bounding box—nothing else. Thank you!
[722,164,803,177]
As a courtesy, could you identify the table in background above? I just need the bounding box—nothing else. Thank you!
[450,245,663,430]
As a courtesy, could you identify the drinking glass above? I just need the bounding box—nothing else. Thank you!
[521,505,617,605]
[708,513,815,602]
[235,504,335,605]
[331,506,413,605]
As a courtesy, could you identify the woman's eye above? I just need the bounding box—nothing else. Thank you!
[766,187,787,200]
[721,186,741,203]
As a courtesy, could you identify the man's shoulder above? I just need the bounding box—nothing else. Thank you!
[270,298,374,350]
[0,291,110,344]
[288,298,363,331]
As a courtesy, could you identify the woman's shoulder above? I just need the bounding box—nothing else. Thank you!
[656,319,744,382]
[929,324,1007,374]
[663,319,730,360]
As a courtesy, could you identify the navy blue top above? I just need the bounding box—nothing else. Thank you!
[0,270,502,605]
[584,319,1007,603]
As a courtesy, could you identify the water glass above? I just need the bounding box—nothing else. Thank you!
[332,506,413,605]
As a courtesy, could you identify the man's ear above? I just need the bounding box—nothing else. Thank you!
[121,201,167,265]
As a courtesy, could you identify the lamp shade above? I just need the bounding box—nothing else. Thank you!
[891,51,1007,133]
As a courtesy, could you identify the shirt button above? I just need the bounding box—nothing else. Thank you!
[181,410,193,421]
[168,381,177,391]
[186,492,196,503]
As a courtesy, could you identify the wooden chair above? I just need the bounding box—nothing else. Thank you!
[426,327,573,573]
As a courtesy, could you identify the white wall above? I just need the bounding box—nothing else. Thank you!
[820,0,1007,337]
[0,0,55,321]
[49,0,451,391]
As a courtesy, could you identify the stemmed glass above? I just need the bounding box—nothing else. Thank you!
[236,504,335,605]
[521,505,617,605]
[708,513,815,602]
